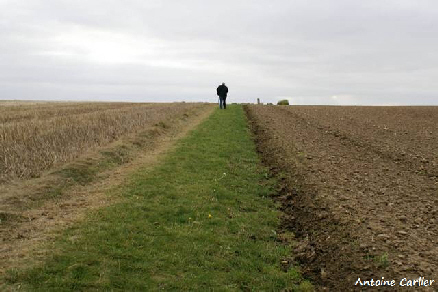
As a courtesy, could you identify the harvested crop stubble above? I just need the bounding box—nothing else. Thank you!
[0,102,137,124]
[245,105,438,291]
[0,103,199,183]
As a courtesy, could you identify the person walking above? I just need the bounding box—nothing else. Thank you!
[216,82,228,109]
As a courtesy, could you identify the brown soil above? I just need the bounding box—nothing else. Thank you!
[245,105,438,291]
[0,104,215,277]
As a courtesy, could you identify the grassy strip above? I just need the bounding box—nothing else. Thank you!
[6,105,312,291]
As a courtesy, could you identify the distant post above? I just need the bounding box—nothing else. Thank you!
[257,98,260,105]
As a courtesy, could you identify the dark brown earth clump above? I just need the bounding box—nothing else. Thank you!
[245,105,438,291]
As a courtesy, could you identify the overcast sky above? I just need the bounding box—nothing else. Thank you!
[1,0,438,105]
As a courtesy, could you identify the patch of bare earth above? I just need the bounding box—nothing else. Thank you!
[245,105,438,291]
[0,104,215,277]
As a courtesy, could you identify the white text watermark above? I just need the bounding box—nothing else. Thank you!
[355,277,435,287]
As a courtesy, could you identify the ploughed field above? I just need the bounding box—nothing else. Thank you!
[245,105,438,290]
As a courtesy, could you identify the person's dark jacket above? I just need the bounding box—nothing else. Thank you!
[217,84,228,98]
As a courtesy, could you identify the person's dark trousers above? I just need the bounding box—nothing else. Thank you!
[219,97,227,109]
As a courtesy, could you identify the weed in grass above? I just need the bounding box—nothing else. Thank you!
[58,163,98,185]
[376,252,390,268]
[155,121,169,129]
[100,145,131,165]
[0,212,26,223]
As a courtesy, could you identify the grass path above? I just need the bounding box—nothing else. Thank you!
[5,105,311,291]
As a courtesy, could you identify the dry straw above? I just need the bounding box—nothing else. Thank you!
[0,102,196,183]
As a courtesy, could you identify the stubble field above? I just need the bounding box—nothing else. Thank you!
[245,105,438,290]
[0,101,207,183]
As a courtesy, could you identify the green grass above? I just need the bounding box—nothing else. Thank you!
[5,105,312,291]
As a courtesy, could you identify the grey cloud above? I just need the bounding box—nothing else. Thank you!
[1,0,438,104]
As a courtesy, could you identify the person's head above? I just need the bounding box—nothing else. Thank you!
[222,82,225,86]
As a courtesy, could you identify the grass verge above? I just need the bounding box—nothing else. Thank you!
[5,105,312,291]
